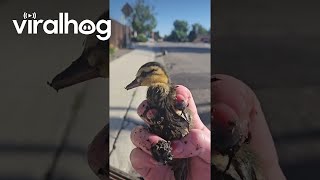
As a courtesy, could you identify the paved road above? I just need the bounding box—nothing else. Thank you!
[155,42,211,127]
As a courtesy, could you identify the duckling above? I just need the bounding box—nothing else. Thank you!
[125,62,193,180]
[47,11,108,91]
[211,114,261,180]
[212,76,263,180]
[162,50,168,56]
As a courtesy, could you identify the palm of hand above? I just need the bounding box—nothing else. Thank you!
[130,85,211,180]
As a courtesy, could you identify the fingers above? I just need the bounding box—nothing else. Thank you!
[130,126,164,155]
[175,85,199,121]
[171,129,211,164]
[175,85,208,130]
[130,148,175,180]
[130,148,157,176]
[136,85,206,130]
[130,126,211,164]
[212,74,254,121]
[212,74,286,179]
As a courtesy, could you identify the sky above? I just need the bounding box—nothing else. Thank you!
[110,0,210,36]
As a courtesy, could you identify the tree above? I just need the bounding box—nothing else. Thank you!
[188,23,209,42]
[130,0,157,35]
[173,20,189,33]
[166,20,189,42]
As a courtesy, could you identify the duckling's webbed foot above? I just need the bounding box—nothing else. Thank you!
[150,140,173,165]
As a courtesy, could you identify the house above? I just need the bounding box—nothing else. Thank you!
[110,18,132,48]
[193,34,210,43]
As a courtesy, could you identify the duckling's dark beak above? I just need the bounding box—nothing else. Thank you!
[47,55,101,92]
[125,78,140,90]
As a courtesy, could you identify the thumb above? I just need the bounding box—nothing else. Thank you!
[175,85,205,130]
[171,129,210,164]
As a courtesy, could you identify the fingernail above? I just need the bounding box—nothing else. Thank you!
[171,141,183,154]
[176,94,186,102]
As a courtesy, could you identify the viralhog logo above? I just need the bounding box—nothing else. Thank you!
[12,12,111,41]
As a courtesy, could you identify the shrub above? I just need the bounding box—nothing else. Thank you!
[109,44,117,56]
[134,34,148,42]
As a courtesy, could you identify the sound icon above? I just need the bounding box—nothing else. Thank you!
[23,12,36,19]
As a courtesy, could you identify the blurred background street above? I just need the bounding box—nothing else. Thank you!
[0,0,106,179]
[214,0,320,179]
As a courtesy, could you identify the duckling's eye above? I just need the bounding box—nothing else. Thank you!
[141,69,156,77]
[140,71,148,77]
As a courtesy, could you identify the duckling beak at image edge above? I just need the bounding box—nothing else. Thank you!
[125,78,140,90]
[47,55,103,92]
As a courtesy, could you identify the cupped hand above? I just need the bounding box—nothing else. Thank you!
[130,85,211,180]
[212,74,286,180]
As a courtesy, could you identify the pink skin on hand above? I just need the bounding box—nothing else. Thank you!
[212,74,286,180]
[176,94,186,103]
[87,75,286,180]
[130,85,211,180]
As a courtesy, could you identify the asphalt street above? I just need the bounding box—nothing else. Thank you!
[155,42,211,128]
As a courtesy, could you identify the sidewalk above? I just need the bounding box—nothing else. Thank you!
[109,44,156,176]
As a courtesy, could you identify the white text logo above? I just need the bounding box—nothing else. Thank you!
[12,12,111,41]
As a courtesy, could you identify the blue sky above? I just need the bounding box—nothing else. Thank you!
[110,0,210,36]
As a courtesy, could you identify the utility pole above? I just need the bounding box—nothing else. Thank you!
[121,3,133,48]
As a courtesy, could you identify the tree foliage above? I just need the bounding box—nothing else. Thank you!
[130,0,157,35]
[173,20,189,33]
[188,23,209,42]
[165,20,189,42]
[165,20,209,42]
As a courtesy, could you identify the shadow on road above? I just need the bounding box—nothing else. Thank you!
[160,46,210,54]
[134,43,210,54]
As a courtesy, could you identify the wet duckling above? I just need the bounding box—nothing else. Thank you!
[125,62,192,180]
[212,75,263,180]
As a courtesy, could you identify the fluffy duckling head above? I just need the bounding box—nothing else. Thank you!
[125,62,170,90]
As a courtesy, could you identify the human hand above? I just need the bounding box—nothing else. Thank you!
[212,74,286,179]
[86,75,286,180]
[130,85,211,180]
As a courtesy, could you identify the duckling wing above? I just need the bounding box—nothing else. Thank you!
[148,106,190,140]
